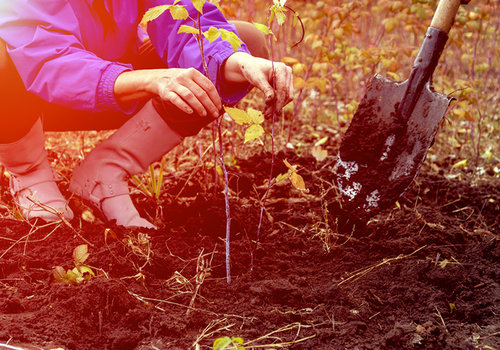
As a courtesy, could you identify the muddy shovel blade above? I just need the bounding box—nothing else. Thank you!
[333,0,466,223]
[335,74,451,218]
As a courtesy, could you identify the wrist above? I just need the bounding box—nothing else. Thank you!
[222,52,252,84]
[114,69,157,104]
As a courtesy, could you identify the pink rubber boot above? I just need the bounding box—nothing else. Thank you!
[69,100,183,229]
[0,119,74,222]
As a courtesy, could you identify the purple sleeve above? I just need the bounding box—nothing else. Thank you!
[144,0,252,105]
[0,1,133,113]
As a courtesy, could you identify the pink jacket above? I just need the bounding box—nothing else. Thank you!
[0,0,250,113]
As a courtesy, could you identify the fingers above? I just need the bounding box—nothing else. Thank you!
[178,68,221,118]
[273,63,294,111]
[157,68,221,119]
[239,57,294,115]
[160,90,193,114]
[190,69,222,111]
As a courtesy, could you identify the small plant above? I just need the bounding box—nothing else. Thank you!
[212,336,277,350]
[213,336,245,350]
[141,0,301,283]
[276,159,308,192]
[131,156,167,201]
[53,244,95,285]
[224,107,265,144]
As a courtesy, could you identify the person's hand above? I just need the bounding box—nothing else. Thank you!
[115,68,222,119]
[223,52,294,118]
[152,68,222,119]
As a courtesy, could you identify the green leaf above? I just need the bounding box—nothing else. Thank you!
[79,265,95,278]
[204,26,221,42]
[276,172,289,182]
[191,0,205,14]
[231,337,244,345]
[225,107,251,125]
[141,5,188,25]
[169,5,189,20]
[208,0,223,12]
[66,269,80,284]
[382,17,399,33]
[244,124,265,143]
[140,5,170,25]
[219,28,242,52]
[213,337,232,350]
[178,25,199,35]
[247,108,264,124]
[270,3,287,26]
[253,22,273,35]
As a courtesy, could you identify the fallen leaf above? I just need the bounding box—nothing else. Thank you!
[283,159,297,172]
[81,210,95,223]
[290,172,307,191]
[311,146,328,162]
[452,159,467,169]
[314,136,329,147]
[53,266,66,282]
[73,244,89,265]
[281,56,299,65]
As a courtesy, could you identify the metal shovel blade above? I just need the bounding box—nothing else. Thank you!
[335,74,451,219]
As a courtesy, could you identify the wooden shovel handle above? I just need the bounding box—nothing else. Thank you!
[430,0,462,34]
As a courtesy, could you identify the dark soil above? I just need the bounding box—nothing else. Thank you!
[0,144,498,350]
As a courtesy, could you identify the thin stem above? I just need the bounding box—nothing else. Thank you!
[212,124,218,193]
[196,12,231,283]
[252,7,279,271]
[196,13,210,77]
[217,118,231,284]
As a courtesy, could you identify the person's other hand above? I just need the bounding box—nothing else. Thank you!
[223,52,294,117]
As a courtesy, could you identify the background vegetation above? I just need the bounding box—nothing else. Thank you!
[220,0,498,183]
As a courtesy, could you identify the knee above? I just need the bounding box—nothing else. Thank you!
[0,39,30,95]
[0,39,9,73]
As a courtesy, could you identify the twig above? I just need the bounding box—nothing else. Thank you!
[434,306,449,333]
[192,318,235,349]
[0,220,61,259]
[338,245,427,286]
[27,197,94,247]
[244,322,316,348]
[284,5,305,49]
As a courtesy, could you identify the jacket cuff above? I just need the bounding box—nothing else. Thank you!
[208,45,252,106]
[96,63,138,114]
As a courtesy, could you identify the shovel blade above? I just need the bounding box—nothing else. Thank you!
[335,74,451,219]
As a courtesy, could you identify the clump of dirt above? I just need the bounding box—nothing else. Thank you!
[0,143,498,350]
